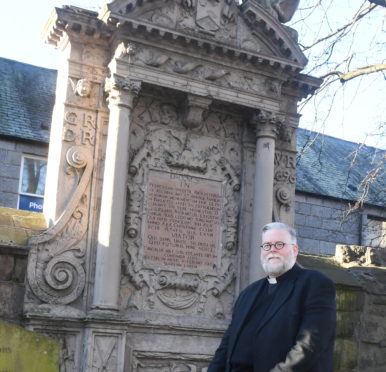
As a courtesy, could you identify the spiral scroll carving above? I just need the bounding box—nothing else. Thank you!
[27,146,93,305]
[276,186,291,206]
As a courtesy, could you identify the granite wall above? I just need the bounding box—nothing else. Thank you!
[295,192,386,255]
[0,138,48,209]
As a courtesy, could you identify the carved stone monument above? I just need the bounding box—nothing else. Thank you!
[23,0,319,370]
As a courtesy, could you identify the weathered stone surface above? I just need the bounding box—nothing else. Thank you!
[0,320,59,371]
[0,254,14,280]
[0,283,13,316]
[335,288,365,312]
[334,338,359,372]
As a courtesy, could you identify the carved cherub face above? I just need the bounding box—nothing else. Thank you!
[76,79,92,97]
[160,103,177,125]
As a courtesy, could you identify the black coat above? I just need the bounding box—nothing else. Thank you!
[208,264,336,372]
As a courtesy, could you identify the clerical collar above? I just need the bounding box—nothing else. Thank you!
[266,264,299,284]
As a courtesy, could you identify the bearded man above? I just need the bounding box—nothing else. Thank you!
[208,222,336,372]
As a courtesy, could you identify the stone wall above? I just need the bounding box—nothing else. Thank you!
[295,192,386,255]
[0,246,28,324]
[336,245,386,372]
[0,207,46,324]
[0,138,48,209]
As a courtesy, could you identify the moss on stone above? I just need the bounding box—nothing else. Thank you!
[0,207,47,247]
[0,320,59,371]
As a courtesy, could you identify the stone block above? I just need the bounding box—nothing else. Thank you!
[0,163,20,179]
[0,192,18,209]
[0,177,18,193]
[336,288,365,312]
[14,257,27,283]
[12,284,25,317]
[0,139,16,151]
[5,149,21,165]
[360,320,385,344]
[0,213,14,227]
[13,213,47,230]
[304,215,323,228]
[0,283,13,317]
[321,218,340,231]
[15,142,48,156]
[0,320,59,371]
[0,254,14,280]
[334,338,358,371]
[295,202,312,215]
[294,213,306,225]
[310,205,332,218]
[0,226,28,246]
[358,344,386,371]
[318,240,336,255]
[336,310,360,338]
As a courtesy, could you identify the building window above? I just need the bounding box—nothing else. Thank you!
[362,216,386,248]
[18,155,47,212]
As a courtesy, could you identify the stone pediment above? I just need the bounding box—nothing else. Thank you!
[99,0,307,70]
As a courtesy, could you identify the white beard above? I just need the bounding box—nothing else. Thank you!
[261,249,296,277]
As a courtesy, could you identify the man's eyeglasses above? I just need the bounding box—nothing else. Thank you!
[260,242,295,251]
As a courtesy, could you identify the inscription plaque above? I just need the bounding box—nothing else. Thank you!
[143,170,222,270]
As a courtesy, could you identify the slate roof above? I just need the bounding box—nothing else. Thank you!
[0,57,57,143]
[1,57,385,207]
[297,128,386,207]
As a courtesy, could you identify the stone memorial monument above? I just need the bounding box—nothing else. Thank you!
[23,0,319,370]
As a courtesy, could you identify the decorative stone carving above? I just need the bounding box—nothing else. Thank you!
[42,331,80,372]
[144,53,170,67]
[273,150,295,223]
[114,41,137,60]
[26,146,93,306]
[91,336,118,371]
[195,0,236,32]
[131,350,212,372]
[277,122,295,143]
[182,94,212,129]
[256,0,300,23]
[130,46,284,99]
[251,109,282,138]
[69,78,93,97]
[120,95,240,317]
[105,74,141,96]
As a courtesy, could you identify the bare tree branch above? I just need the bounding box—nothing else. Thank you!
[340,64,386,82]
[301,3,378,51]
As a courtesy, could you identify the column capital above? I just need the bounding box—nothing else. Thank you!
[250,109,283,139]
[105,74,141,109]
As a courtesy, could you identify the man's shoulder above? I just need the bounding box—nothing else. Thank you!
[297,266,335,286]
[238,277,265,297]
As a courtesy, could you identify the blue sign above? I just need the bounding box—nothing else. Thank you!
[19,195,44,212]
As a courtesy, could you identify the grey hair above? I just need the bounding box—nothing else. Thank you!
[262,222,297,244]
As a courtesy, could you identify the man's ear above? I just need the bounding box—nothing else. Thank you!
[293,244,299,257]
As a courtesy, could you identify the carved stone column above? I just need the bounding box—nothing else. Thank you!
[92,74,141,310]
[249,110,280,283]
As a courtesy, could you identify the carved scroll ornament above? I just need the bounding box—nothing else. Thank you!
[27,146,93,305]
